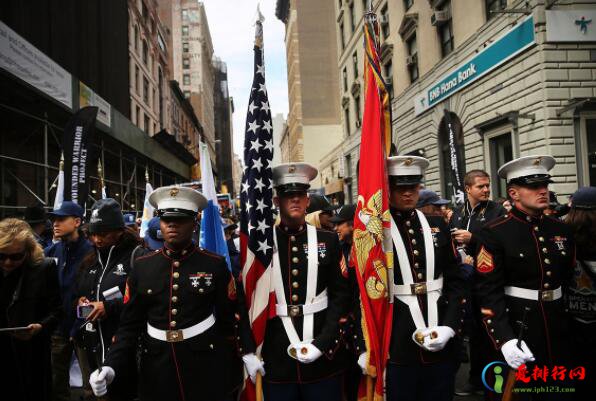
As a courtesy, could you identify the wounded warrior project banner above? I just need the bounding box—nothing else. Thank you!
[62,106,98,208]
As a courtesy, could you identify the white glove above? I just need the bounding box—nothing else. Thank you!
[501,339,535,369]
[357,352,368,375]
[242,353,265,383]
[411,326,455,352]
[89,366,115,396]
[295,343,323,364]
[425,326,455,352]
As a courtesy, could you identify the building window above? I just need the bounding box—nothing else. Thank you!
[354,94,361,125]
[579,116,596,186]
[339,22,345,50]
[439,112,466,203]
[406,34,419,83]
[143,76,149,104]
[144,114,150,135]
[183,74,191,85]
[348,3,355,33]
[142,40,148,65]
[183,58,190,69]
[404,0,414,11]
[438,2,454,58]
[135,65,140,94]
[134,25,139,52]
[383,60,393,97]
[343,105,351,137]
[183,42,189,53]
[342,68,348,92]
[135,105,141,126]
[182,25,189,36]
[184,90,190,98]
[380,5,390,39]
[345,154,353,204]
[485,0,507,21]
[352,52,359,79]
[484,128,514,199]
[182,9,188,21]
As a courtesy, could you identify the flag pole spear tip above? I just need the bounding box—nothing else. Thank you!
[254,3,265,48]
[145,166,149,183]
[59,152,64,170]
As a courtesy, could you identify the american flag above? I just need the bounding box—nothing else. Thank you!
[240,17,275,375]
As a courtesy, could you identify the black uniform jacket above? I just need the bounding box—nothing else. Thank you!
[2,258,62,401]
[450,200,507,250]
[474,207,576,365]
[75,239,147,348]
[262,224,351,383]
[388,209,466,365]
[104,243,247,401]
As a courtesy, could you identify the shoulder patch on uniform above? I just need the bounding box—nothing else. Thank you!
[476,245,495,273]
[123,280,131,304]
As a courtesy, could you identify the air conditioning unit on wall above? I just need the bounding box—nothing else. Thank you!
[431,9,450,26]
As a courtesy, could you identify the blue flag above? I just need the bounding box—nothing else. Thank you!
[199,142,231,270]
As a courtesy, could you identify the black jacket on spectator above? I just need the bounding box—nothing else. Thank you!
[0,258,62,401]
[74,232,147,400]
[450,200,506,250]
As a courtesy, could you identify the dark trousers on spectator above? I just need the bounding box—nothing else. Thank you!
[51,334,92,401]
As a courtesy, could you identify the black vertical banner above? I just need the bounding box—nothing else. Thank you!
[62,106,98,208]
[443,109,465,205]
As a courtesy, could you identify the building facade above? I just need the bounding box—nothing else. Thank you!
[325,0,596,205]
[213,58,235,195]
[158,0,217,166]
[0,2,195,217]
[276,0,344,189]
[128,0,171,137]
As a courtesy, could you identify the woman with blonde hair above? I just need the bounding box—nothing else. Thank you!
[0,218,62,401]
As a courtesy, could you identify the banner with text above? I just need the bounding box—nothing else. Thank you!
[0,20,72,109]
[414,16,535,116]
[62,107,98,208]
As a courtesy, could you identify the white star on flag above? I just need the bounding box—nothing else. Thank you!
[256,64,265,76]
[258,83,267,94]
[256,198,268,213]
[262,120,273,133]
[257,239,271,254]
[264,139,274,152]
[261,101,270,113]
[248,101,258,114]
[254,177,265,192]
[248,120,260,134]
[256,219,270,234]
[252,158,263,172]
[250,139,262,152]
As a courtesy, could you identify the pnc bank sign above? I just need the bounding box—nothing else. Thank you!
[414,15,536,116]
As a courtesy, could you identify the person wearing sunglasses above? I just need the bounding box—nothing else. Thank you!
[0,218,62,401]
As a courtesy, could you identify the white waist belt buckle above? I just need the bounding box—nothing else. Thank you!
[504,286,562,302]
[147,314,215,343]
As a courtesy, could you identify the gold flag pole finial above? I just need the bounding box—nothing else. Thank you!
[145,166,149,183]
[59,152,64,171]
[254,4,265,48]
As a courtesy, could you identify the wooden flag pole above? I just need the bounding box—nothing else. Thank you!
[255,372,263,401]
[366,376,374,401]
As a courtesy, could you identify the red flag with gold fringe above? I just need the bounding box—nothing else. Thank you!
[352,9,393,401]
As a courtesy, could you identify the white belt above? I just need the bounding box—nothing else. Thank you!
[393,277,443,296]
[504,286,562,302]
[147,314,215,342]
[276,291,328,317]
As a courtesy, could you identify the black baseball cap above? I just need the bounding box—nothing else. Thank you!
[330,204,357,224]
